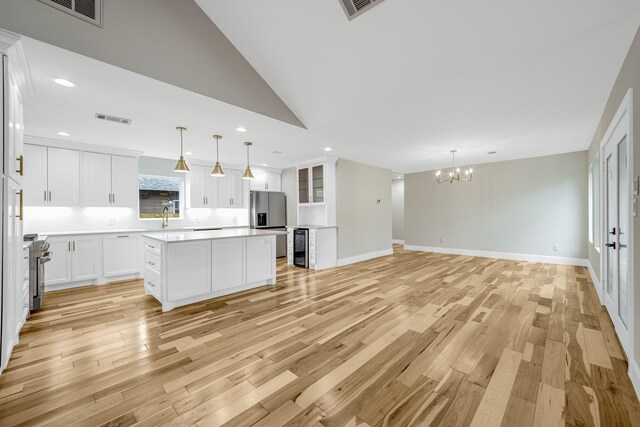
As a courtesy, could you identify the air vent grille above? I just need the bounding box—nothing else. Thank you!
[95,113,132,125]
[339,0,387,19]
[38,0,102,27]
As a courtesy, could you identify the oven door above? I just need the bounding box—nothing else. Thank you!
[293,229,309,268]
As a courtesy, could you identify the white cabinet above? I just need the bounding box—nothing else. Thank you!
[246,236,275,283]
[297,164,324,204]
[70,236,99,281]
[167,241,212,301]
[7,69,24,185]
[23,145,80,206]
[217,169,246,208]
[83,153,138,207]
[188,165,219,208]
[103,234,139,277]
[250,171,281,192]
[211,238,246,291]
[45,236,99,287]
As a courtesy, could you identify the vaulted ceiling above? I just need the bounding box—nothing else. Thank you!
[196,0,640,172]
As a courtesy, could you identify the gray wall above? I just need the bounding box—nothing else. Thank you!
[281,167,298,226]
[392,179,405,241]
[405,151,588,259]
[336,159,392,260]
[586,26,640,365]
[0,0,302,127]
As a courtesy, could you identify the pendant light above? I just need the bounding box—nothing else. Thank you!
[173,126,190,173]
[210,135,225,177]
[435,150,473,184]
[242,141,254,180]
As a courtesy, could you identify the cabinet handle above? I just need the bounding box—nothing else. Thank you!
[73,241,75,251]
[147,281,155,287]
[112,194,115,204]
[117,235,130,238]
[203,196,205,205]
[48,191,52,202]
[17,190,23,221]
[146,244,156,249]
[16,155,23,176]
[148,261,155,266]
[44,190,47,202]
[68,241,71,252]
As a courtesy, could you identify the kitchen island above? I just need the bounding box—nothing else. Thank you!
[142,229,286,312]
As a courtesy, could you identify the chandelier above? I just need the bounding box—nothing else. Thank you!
[435,150,473,183]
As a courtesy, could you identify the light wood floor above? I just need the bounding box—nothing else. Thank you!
[0,246,639,426]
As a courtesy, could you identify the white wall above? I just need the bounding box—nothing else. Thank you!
[281,167,298,226]
[336,159,392,261]
[392,179,404,242]
[0,0,302,127]
[404,151,588,261]
[24,156,249,233]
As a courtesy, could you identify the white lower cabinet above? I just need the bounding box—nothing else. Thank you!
[247,236,275,283]
[167,241,212,301]
[103,234,140,277]
[46,236,99,287]
[45,233,142,290]
[211,238,246,292]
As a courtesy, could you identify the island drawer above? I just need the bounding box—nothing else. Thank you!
[144,251,162,276]
[144,270,161,298]
[143,239,163,256]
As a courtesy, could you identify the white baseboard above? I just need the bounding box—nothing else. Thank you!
[392,239,405,245]
[337,248,394,267]
[404,245,588,267]
[629,359,640,402]
[587,260,603,304]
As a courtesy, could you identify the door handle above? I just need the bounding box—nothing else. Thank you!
[17,190,23,221]
[605,242,616,249]
[16,155,23,176]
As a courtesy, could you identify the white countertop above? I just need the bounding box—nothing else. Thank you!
[31,225,249,237]
[142,228,286,243]
[286,225,338,229]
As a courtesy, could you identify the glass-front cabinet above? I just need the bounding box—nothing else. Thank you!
[298,164,324,205]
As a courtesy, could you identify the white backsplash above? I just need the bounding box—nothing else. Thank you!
[24,206,250,234]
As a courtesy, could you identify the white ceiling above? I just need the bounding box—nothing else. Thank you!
[21,37,319,170]
[195,0,640,172]
[21,1,640,173]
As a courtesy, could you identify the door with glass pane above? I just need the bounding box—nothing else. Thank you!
[602,133,630,348]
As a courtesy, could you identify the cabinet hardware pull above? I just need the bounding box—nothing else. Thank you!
[112,194,115,204]
[49,191,52,202]
[117,235,129,238]
[148,261,155,266]
[68,241,71,252]
[146,245,156,249]
[44,190,47,202]
[73,241,75,251]
[17,190,23,221]
[16,155,23,176]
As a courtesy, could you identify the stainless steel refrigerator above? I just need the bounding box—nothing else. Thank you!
[250,191,287,257]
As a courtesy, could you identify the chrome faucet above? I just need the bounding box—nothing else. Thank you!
[162,207,169,229]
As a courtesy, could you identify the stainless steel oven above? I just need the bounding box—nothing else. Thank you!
[24,234,51,311]
[293,228,309,268]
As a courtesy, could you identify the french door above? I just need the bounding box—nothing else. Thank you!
[602,118,631,351]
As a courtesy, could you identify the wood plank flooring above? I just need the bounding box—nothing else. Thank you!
[0,246,639,426]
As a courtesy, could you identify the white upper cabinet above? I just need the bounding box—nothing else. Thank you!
[23,144,48,206]
[83,153,138,207]
[217,169,245,208]
[188,165,219,208]
[83,152,111,206]
[110,155,138,207]
[250,171,281,192]
[24,145,80,206]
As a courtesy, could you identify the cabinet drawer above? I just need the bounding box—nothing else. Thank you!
[144,270,161,298]
[143,240,163,256]
[144,252,162,275]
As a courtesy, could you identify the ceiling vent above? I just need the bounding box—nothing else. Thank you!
[338,0,387,20]
[38,0,103,27]
[95,113,131,125]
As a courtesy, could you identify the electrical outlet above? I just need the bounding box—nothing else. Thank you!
[553,244,560,252]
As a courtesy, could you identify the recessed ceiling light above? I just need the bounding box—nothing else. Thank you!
[51,78,76,88]
[324,147,332,152]
[185,151,193,156]
[57,131,70,137]
[262,163,268,167]
[236,127,247,132]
